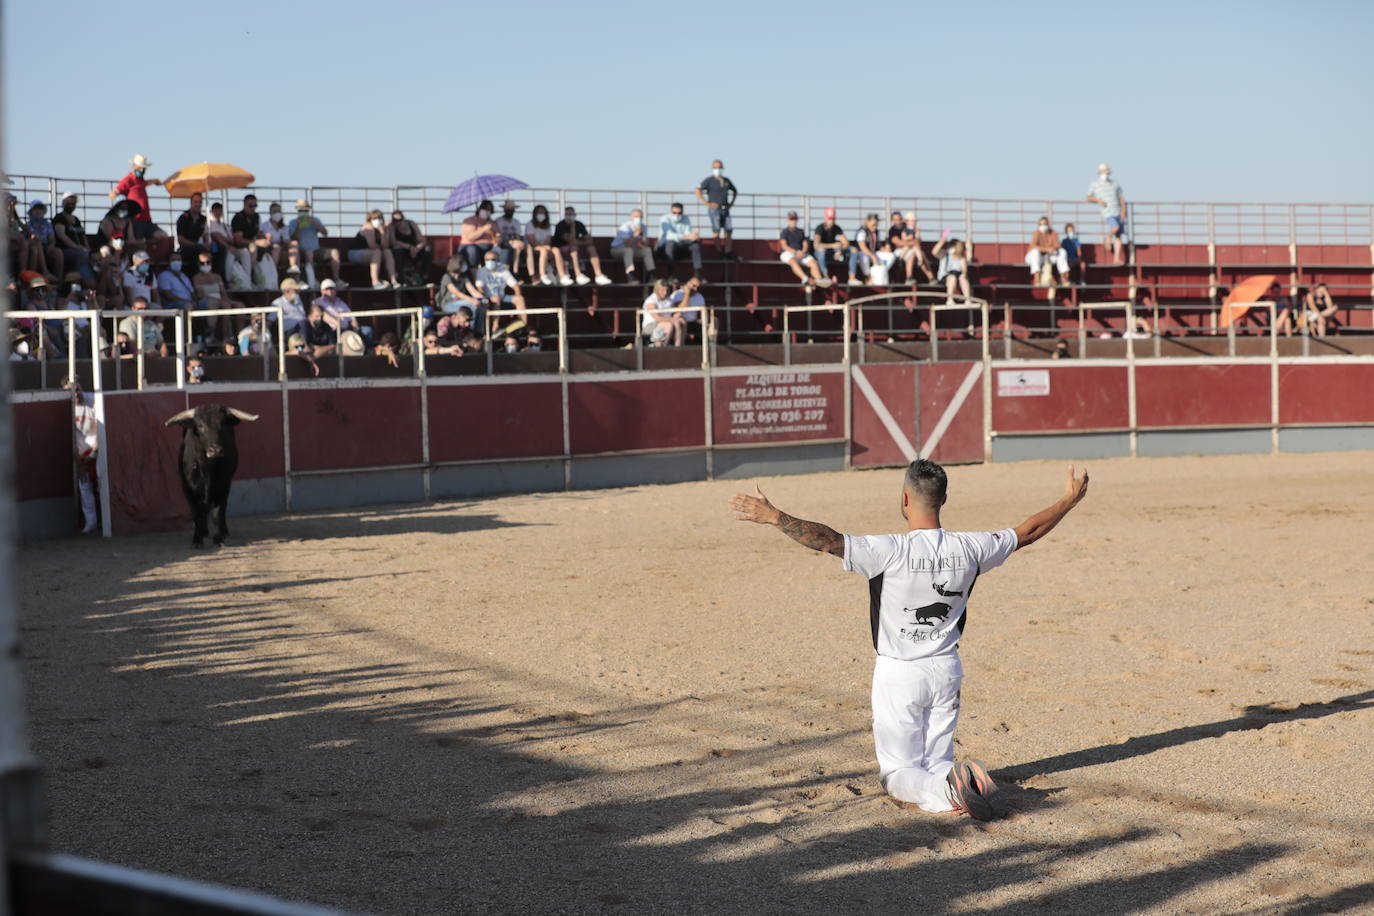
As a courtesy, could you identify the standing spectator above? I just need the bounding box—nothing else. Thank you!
[778,211,828,288]
[229,195,261,285]
[493,201,526,276]
[1061,223,1082,285]
[1024,217,1069,286]
[118,296,168,357]
[610,209,655,283]
[641,279,685,347]
[388,209,432,287]
[260,202,291,272]
[271,277,309,341]
[893,211,934,284]
[26,201,64,281]
[850,213,895,286]
[694,158,739,260]
[349,210,400,289]
[107,154,168,244]
[553,206,612,286]
[524,204,565,285]
[476,250,529,324]
[206,202,234,279]
[93,244,126,310]
[1303,282,1338,337]
[656,202,704,281]
[123,250,160,308]
[176,192,209,267]
[52,192,95,287]
[812,207,849,281]
[1086,163,1127,265]
[933,233,971,305]
[157,252,194,310]
[458,199,499,274]
[287,200,343,289]
[436,256,483,320]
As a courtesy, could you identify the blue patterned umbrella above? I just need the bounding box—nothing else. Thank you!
[441,174,529,213]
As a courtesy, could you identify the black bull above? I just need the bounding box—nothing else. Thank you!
[165,404,258,546]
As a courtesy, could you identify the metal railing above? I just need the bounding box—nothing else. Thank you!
[483,307,568,373]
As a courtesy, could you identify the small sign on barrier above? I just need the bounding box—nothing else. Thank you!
[997,369,1050,398]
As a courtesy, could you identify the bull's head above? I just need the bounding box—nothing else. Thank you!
[165,405,259,459]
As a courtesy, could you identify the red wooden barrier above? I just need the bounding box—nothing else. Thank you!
[288,387,423,471]
[1135,364,1270,427]
[992,366,1129,432]
[13,400,73,502]
[851,364,917,468]
[1279,364,1374,425]
[919,363,983,464]
[428,381,563,462]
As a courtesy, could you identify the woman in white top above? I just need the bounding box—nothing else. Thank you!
[261,203,292,270]
[932,233,970,306]
[523,205,565,285]
[641,280,685,347]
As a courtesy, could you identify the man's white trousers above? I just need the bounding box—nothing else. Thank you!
[871,653,962,812]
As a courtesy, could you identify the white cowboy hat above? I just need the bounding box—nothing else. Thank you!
[130,153,152,169]
[339,330,366,356]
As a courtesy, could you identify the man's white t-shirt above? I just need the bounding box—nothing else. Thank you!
[843,528,1017,661]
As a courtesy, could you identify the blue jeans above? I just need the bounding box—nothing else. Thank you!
[817,247,844,277]
[657,239,702,273]
[460,243,493,270]
[60,246,96,287]
[847,249,872,278]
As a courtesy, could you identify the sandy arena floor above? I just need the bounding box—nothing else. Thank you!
[16,451,1374,914]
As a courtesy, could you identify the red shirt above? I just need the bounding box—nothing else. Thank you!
[114,172,152,222]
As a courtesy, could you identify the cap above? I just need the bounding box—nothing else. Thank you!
[294,198,310,210]
[28,199,46,210]
[28,276,47,288]
[130,153,152,169]
[904,211,917,221]
[1097,162,1111,174]
[502,200,519,210]
[131,250,150,262]
[59,190,78,201]
[280,278,301,292]
[823,207,836,219]
[320,278,337,290]
[786,211,798,219]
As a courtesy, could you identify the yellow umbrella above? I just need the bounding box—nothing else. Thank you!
[162,162,256,198]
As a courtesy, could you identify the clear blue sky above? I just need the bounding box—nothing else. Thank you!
[7,0,1373,204]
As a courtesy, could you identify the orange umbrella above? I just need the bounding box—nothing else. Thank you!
[1218,273,1277,327]
[162,162,256,198]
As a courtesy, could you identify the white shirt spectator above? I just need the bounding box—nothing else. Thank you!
[525,221,552,246]
[612,218,648,249]
[477,264,518,301]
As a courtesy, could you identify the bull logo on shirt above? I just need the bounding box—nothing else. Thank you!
[903,602,951,627]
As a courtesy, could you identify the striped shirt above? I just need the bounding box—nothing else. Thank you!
[1087,176,1124,218]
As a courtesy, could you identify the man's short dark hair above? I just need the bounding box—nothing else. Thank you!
[243,194,257,203]
[671,202,684,210]
[904,458,947,509]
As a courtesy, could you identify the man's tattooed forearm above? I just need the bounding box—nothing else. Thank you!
[776,512,844,556]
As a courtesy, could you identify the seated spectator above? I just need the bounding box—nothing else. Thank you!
[52,191,95,287]
[1024,217,1069,286]
[6,196,36,279]
[476,251,528,325]
[1061,223,1082,285]
[436,306,477,347]
[93,243,126,310]
[97,201,140,255]
[668,275,706,340]
[849,213,895,286]
[156,252,195,309]
[123,251,160,308]
[271,277,309,340]
[524,204,566,285]
[459,199,499,273]
[893,212,934,284]
[524,329,543,352]
[641,279,685,347]
[261,202,291,271]
[108,153,168,244]
[251,232,280,291]
[388,210,432,287]
[502,334,521,353]
[554,206,612,286]
[374,331,403,369]
[436,256,484,319]
[349,210,400,289]
[117,296,168,357]
[493,201,526,276]
[205,202,234,280]
[423,328,463,357]
[812,208,848,281]
[175,192,209,270]
[26,201,63,281]
[191,251,240,343]
[229,195,261,286]
[1052,339,1072,359]
[1271,282,1297,337]
[656,202,704,281]
[933,233,970,305]
[302,304,338,356]
[610,209,655,283]
[186,354,206,384]
[221,340,239,357]
[287,200,344,289]
[1303,283,1338,336]
[778,211,828,288]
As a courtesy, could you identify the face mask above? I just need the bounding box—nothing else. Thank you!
[199,264,212,273]
[503,209,515,218]
[526,340,541,351]
[479,209,492,218]
[271,212,282,222]
[712,168,722,177]
[169,260,182,271]
[371,218,384,229]
[69,284,82,295]
[15,341,28,356]
[190,366,204,379]
[631,217,641,227]
[505,340,519,353]
[136,263,150,274]
[484,261,498,271]
[1038,225,1049,233]
[1065,229,1076,238]
[134,170,145,178]
[116,209,128,219]
[112,238,125,251]
[298,210,310,218]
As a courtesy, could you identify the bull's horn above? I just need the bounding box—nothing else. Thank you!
[164,409,196,427]
[227,408,259,422]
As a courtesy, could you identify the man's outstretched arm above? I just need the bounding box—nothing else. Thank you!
[1013,465,1090,550]
[730,485,844,557]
